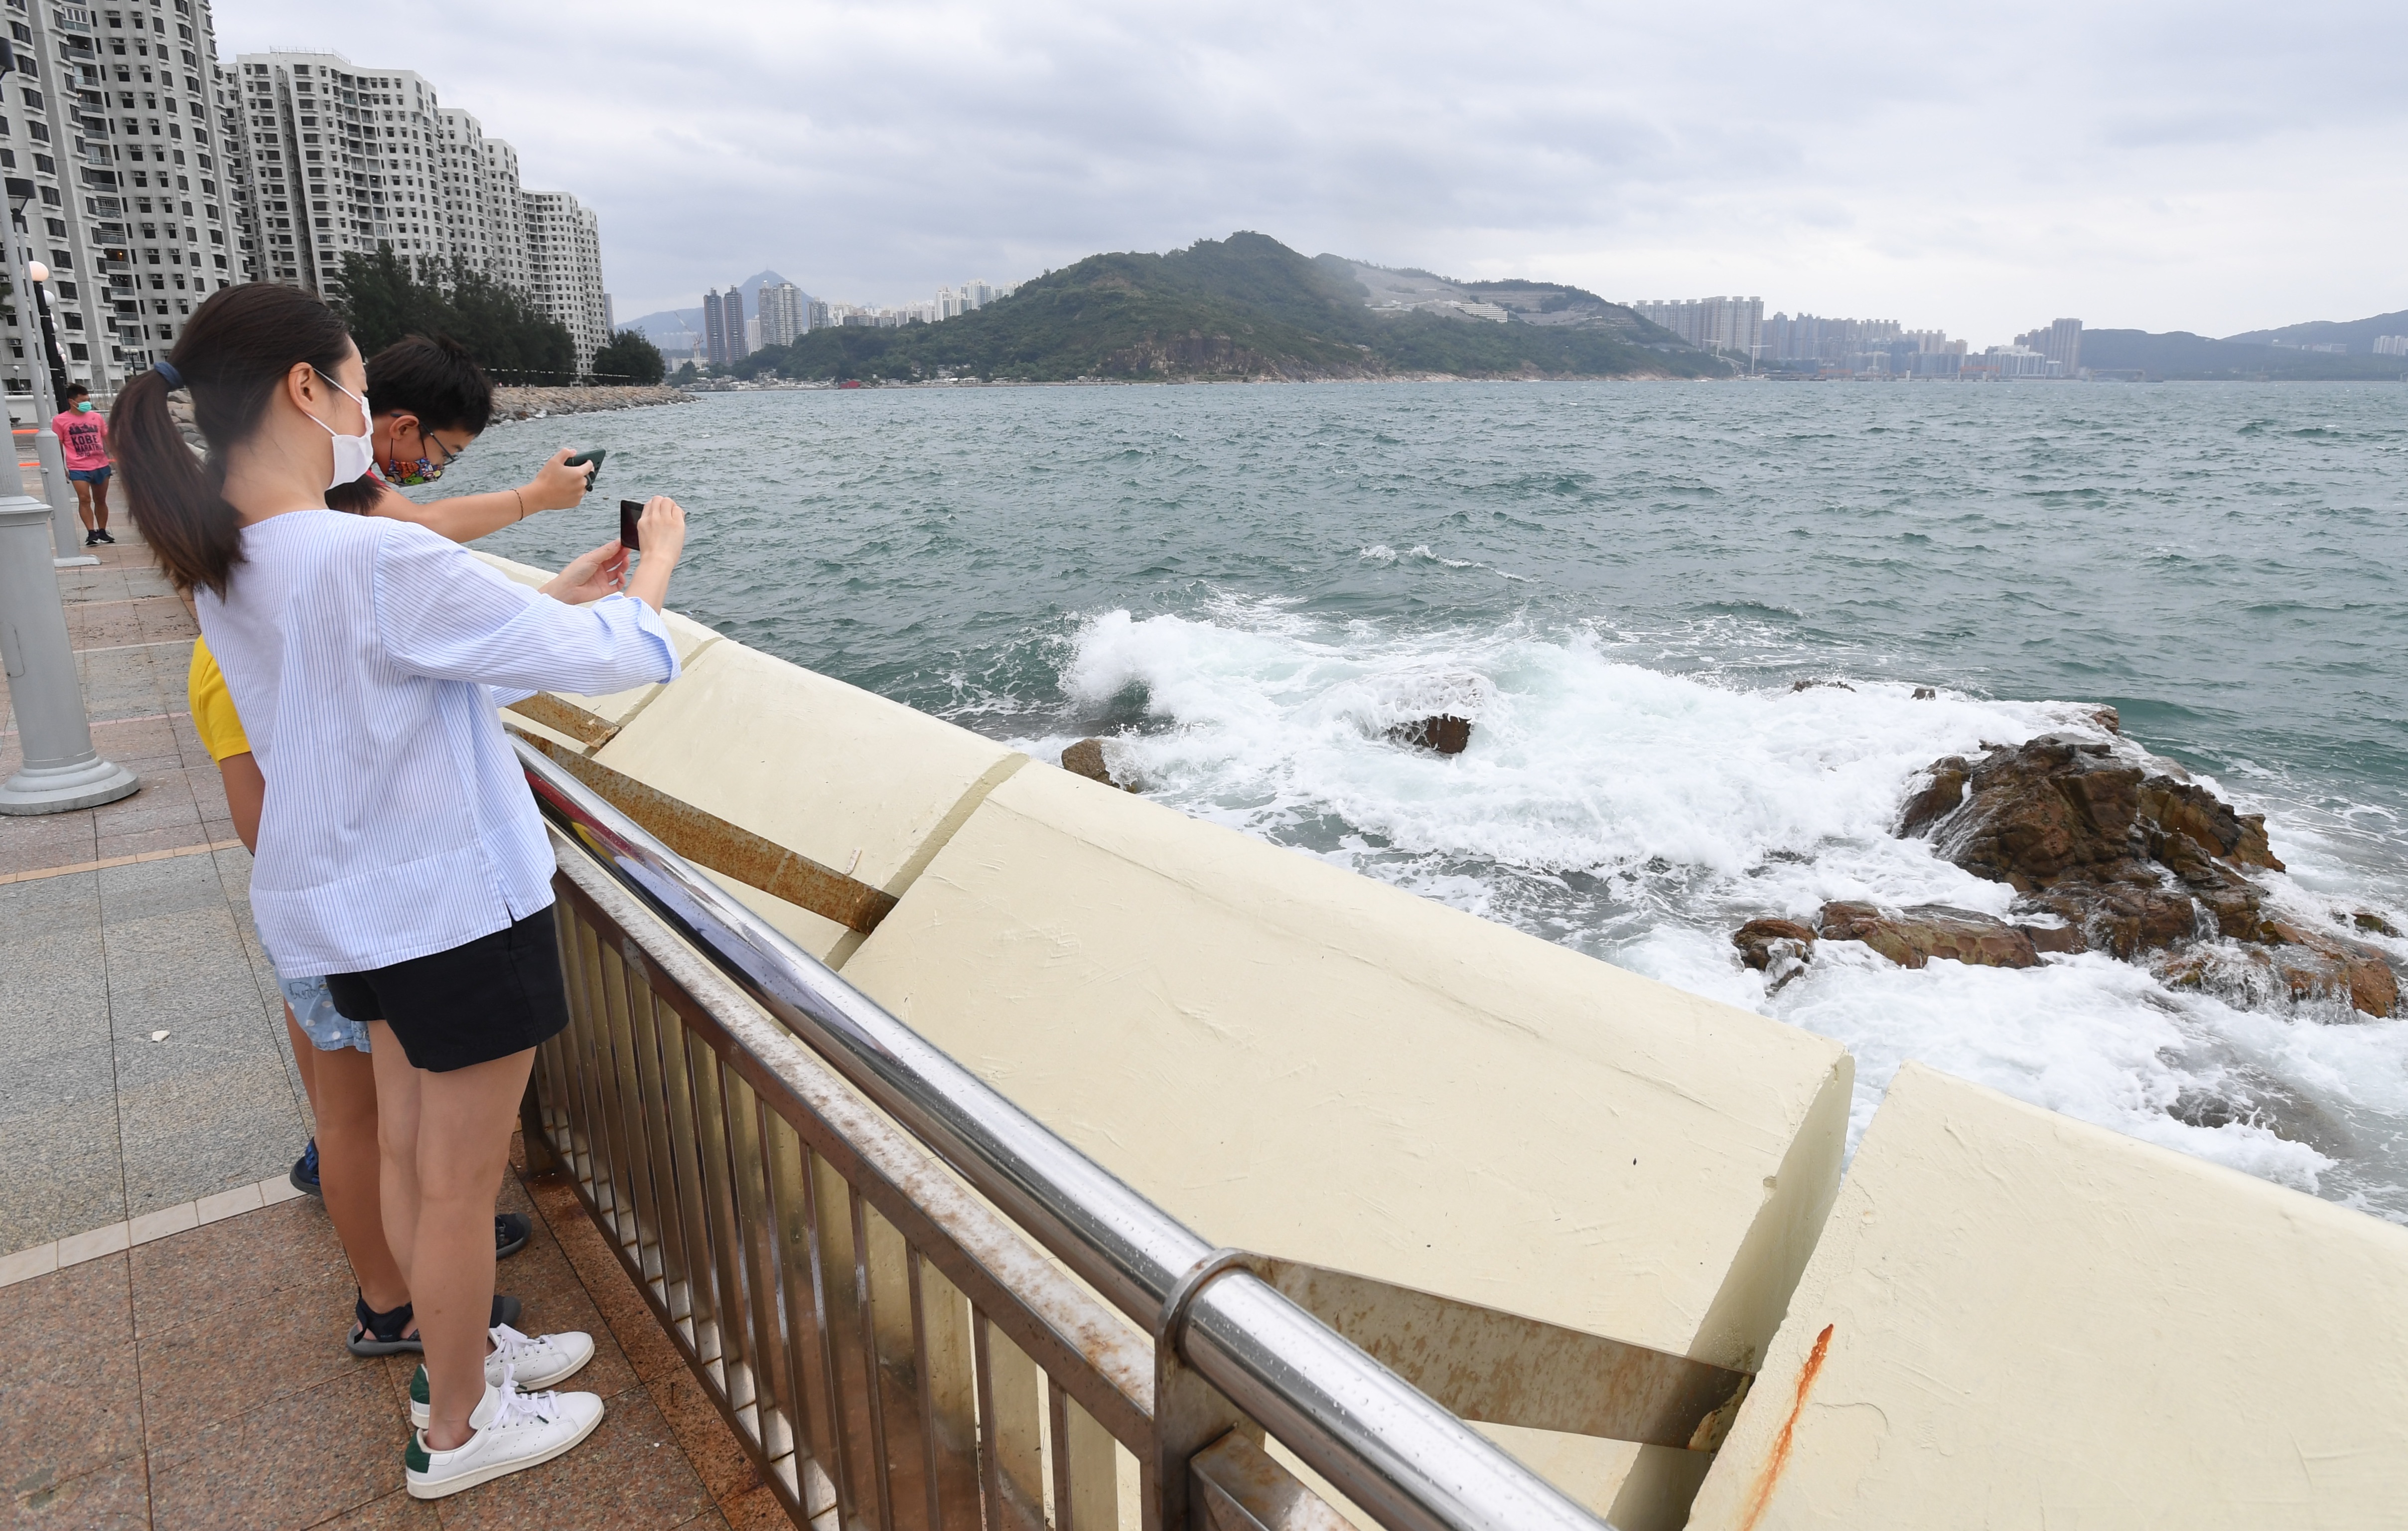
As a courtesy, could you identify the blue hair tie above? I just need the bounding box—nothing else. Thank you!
[152,360,183,390]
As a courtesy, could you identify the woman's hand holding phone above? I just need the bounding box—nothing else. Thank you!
[538,540,630,605]
[626,495,687,613]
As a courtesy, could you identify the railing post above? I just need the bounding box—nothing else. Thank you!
[1152,1251,1264,1531]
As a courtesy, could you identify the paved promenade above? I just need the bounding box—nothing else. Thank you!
[3,528,783,1527]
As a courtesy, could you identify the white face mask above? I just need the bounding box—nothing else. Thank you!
[313,371,376,490]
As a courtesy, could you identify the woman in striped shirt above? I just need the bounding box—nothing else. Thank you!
[118,284,687,1498]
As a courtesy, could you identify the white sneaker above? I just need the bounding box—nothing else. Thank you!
[405,1369,604,1499]
[410,1325,596,1428]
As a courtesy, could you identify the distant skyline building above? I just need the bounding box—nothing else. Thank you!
[2014,318,2083,375]
[2376,335,2408,356]
[757,281,805,346]
[702,287,735,369]
[1630,296,1763,358]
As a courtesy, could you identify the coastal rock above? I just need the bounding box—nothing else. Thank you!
[2159,935,2399,1020]
[1815,902,2041,970]
[1897,730,2401,1016]
[1388,715,1473,755]
[1791,679,1855,693]
[1061,739,1137,791]
[1912,687,1937,700]
[2350,910,2403,938]
[492,384,693,419]
[1897,757,1971,837]
[1732,918,1817,992]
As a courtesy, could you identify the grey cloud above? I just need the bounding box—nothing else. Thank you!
[218,0,2408,340]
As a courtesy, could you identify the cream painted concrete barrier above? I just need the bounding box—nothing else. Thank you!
[838,763,1855,1531]
[1686,1063,2408,1531]
[474,552,1028,959]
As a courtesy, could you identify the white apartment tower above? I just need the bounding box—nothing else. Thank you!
[219,53,449,295]
[0,0,241,402]
[434,106,526,289]
[521,189,605,366]
[1629,296,1764,358]
[756,281,804,347]
[220,49,611,368]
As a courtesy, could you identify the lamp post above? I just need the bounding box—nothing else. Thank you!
[0,370,135,812]
[2,176,84,566]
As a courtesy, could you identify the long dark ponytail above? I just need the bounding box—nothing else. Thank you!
[116,283,355,596]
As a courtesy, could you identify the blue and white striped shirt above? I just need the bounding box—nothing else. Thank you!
[196,509,680,974]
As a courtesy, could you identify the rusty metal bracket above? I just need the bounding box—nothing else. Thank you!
[506,691,624,751]
[1190,1430,1358,1531]
[511,727,900,934]
[1255,1259,1753,1453]
[1152,1250,1268,1531]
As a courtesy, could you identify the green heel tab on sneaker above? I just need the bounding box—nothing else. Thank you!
[405,1435,431,1474]
[411,1366,428,1405]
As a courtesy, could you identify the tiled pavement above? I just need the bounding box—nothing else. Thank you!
[4,530,786,1526]
[2,1144,792,1529]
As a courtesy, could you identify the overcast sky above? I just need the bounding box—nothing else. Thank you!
[219,0,2408,343]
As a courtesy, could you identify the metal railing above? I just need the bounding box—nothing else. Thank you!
[517,739,1632,1531]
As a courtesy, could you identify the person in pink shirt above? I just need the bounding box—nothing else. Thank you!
[53,383,114,546]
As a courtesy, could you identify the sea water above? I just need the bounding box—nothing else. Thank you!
[456,381,2408,1220]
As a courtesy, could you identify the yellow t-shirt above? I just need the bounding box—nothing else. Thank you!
[187,637,251,763]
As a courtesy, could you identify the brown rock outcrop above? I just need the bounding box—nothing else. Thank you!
[1061,739,1137,791]
[1388,716,1473,755]
[1732,918,1817,992]
[1901,731,2400,1016]
[1814,902,2041,970]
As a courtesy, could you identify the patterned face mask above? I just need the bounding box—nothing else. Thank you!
[382,454,443,486]
[383,422,459,486]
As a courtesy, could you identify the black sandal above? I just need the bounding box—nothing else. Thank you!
[346,1292,525,1356]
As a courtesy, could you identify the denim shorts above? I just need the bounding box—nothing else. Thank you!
[66,466,112,483]
[280,966,372,1055]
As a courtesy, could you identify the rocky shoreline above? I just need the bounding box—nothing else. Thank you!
[490,385,693,419]
[1734,713,2404,1019]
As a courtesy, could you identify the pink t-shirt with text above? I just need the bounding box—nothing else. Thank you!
[54,409,108,470]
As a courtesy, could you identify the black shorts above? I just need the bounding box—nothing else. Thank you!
[325,905,571,1072]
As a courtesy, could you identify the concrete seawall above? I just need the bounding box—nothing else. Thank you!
[479,551,2408,1529]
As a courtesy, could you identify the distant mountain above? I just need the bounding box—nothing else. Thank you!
[723,233,1720,384]
[2222,308,2408,354]
[2082,327,2408,381]
[621,270,805,344]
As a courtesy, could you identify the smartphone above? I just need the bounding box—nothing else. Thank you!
[565,449,605,491]
[620,498,644,552]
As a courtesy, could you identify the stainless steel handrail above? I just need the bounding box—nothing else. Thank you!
[517,737,1611,1531]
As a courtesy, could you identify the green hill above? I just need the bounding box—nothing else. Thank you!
[726,233,1728,384]
[2081,328,2408,381]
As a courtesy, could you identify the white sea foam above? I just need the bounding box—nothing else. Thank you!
[1028,605,2408,1219]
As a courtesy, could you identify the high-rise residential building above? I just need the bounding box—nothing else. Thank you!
[221,50,613,367]
[522,189,605,366]
[2375,335,2408,357]
[0,0,241,403]
[219,53,449,294]
[1761,313,1904,367]
[702,286,732,369]
[807,298,829,330]
[2039,318,2082,374]
[1629,296,1763,358]
[756,280,803,346]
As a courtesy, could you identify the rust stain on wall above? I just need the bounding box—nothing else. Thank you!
[1735,1323,1834,1531]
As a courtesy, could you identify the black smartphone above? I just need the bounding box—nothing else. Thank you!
[565,449,605,491]
[620,498,643,552]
